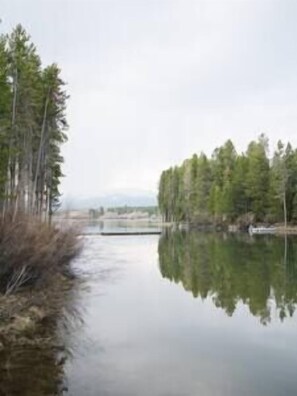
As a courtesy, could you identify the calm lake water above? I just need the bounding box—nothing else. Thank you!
[2,226,297,395]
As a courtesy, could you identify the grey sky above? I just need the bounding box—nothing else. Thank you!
[2,0,297,198]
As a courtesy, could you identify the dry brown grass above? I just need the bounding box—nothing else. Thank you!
[0,214,82,295]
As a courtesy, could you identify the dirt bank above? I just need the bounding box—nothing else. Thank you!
[0,273,79,350]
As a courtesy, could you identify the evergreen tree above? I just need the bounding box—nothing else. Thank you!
[158,135,297,226]
[245,135,270,221]
[0,25,68,220]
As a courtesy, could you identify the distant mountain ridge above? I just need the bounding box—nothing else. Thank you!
[61,190,157,210]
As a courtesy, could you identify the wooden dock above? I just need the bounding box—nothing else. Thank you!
[81,231,162,236]
[102,231,161,236]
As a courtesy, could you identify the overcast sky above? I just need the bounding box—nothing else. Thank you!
[1,0,297,198]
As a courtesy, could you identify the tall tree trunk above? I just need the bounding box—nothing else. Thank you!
[33,91,50,215]
[5,66,18,218]
[283,191,287,229]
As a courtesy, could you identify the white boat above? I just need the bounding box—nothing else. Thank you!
[248,225,276,235]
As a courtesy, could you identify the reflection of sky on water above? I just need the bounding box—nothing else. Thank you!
[83,220,163,235]
[66,232,297,396]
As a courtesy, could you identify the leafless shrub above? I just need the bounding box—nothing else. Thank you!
[0,214,82,295]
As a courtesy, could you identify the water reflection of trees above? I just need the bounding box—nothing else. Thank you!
[0,285,82,395]
[158,231,297,324]
[0,347,67,395]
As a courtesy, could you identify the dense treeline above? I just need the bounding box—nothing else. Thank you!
[158,135,297,225]
[0,25,68,221]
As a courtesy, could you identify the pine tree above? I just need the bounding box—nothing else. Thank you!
[245,135,270,221]
[0,25,68,220]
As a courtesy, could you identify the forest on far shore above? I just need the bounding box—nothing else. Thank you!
[158,135,297,226]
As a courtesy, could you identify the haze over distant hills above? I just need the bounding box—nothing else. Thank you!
[61,189,157,210]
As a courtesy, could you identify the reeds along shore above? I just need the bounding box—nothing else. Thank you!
[0,213,82,351]
[0,214,81,295]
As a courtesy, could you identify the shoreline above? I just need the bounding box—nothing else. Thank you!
[274,226,297,235]
[164,222,297,235]
[0,214,82,351]
[0,273,79,351]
